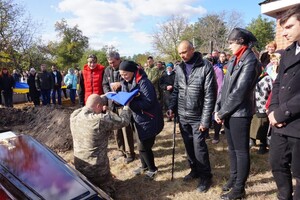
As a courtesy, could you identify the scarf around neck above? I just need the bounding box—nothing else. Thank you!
[233,45,248,66]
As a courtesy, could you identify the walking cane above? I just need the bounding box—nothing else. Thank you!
[171,116,176,181]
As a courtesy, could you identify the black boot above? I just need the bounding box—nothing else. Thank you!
[221,188,245,200]
[222,177,236,192]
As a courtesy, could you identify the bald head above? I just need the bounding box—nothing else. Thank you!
[177,40,195,62]
[86,94,107,113]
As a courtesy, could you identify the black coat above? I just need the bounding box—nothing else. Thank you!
[215,48,261,119]
[35,71,53,90]
[159,70,175,92]
[102,66,122,110]
[27,73,40,96]
[121,68,164,141]
[0,74,15,93]
[51,70,62,88]
[269,42,300,138]
[169,52,217,128]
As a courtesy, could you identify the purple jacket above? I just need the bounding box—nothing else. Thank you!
[213,65,224,95]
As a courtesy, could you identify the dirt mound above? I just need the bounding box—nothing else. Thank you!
[0,106,75,152]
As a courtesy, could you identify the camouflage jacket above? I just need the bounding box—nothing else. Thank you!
[144,66,160,84]
[70,106,131,186]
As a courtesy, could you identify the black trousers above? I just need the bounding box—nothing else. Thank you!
[269,132,300,200]
[224,117,252,190]
[179,117,212,178]
[136,136,157,172]
[3,91,13,107]
[213,120,222,140]
[0,90,2,105]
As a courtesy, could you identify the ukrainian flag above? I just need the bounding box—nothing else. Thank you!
[13,82,29,94]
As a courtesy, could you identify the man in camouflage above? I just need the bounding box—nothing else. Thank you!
[70,94,132,194]
[144,56,160,100]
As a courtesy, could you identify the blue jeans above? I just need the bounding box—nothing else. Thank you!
[41,89,51,105]
[52,86,62,105]
[69,89,76,104]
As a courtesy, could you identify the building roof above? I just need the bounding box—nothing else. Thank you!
[260,0,300,18]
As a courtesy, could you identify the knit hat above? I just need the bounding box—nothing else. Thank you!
[166,62,174,68]
[119,61,138,72]
[228,28,257,45]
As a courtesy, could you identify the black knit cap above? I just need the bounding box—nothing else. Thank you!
[228,28,257,45]
[119,60,138,72]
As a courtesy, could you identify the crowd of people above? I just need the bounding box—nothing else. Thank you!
[0,64,80,107]
[0,5,300,199]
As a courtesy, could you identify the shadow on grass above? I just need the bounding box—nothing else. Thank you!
[111,123,276,200]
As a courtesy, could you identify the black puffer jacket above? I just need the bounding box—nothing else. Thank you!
[169,52,217,128]
[215,48,261,119]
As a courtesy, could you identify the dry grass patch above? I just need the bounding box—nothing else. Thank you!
[108,120,278,200]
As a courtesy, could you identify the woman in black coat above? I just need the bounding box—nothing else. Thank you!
[214,28,261,199]
[0,68,15,107]
[119,61,164,179]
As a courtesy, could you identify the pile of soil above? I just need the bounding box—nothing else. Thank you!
[0,105,75,152]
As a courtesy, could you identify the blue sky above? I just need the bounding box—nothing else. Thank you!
[15,0,274,57]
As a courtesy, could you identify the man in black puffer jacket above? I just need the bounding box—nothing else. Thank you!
[167,40,217,193]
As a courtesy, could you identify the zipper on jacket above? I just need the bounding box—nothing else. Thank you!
[91,71,94,93]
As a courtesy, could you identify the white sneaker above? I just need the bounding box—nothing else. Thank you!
[145,170,158,179]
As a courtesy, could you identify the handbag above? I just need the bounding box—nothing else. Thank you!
[67,75,74,89]
[67,84,72,89]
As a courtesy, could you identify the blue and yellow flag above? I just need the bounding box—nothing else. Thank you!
[13,82,29,94]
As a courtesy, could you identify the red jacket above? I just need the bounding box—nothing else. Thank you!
[80,64,105,104]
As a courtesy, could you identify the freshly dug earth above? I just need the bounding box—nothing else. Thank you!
[0,105,74,152]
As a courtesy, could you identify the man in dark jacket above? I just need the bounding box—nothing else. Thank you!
[214,28,261,199]
[35,64,53,105]
[167,40,217,193]
[102,51,135,164]
[268,6,300,200]
[51,65,62,105]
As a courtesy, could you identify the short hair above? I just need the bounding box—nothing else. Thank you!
[266,41,277,50]
[279,5,300,26]
[219,51,226,56]
[87,54,98,62]
[147,56,153,60]
[107,51,120,60]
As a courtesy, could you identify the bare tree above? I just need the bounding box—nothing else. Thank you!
[0,0,39,69]
[194,11,244,53]
[152,15,189,61]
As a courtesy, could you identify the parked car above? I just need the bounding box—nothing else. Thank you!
[0,130,111,200]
